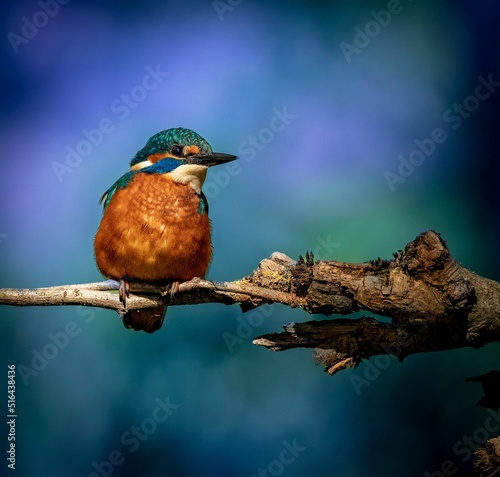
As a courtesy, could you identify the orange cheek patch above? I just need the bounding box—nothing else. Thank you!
[147,152,177,163]
[185,145,201,155]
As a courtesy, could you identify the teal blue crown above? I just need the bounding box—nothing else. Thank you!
[130,127,213,167]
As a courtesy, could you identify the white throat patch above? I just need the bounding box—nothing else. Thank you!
[169,164,208,194]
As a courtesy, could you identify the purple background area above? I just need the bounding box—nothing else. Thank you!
[1,1,499,476]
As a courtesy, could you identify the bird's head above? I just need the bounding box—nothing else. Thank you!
[130,127,237,193]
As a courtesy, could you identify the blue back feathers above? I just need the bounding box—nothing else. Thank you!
[99,170,136,209]
[198,192,208,214]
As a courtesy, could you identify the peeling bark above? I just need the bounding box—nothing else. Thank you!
[1,230,500,476]
[475,437,500,476]
[1,230,499,373]
[250,231,500,375]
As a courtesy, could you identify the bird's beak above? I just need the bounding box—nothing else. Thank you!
[188,152,238,167]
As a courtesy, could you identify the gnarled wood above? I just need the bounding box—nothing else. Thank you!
[2,230,499,476]
[250,231,500,375]
[475,437,500,477]
[1,231,499,374]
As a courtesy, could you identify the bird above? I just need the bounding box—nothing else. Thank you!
[94,127,237,333]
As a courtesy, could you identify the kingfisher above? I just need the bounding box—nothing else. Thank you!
[94,127,237,333]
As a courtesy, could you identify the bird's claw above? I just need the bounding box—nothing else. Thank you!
[119,280,130,305]
[169,281,180,299]
[158,281,180,299]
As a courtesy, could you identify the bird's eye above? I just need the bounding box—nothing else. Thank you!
[171,145,184,156]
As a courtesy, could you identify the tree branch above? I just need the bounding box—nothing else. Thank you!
[1,230,499,373]
[0,277,300,311]
[251,230,500,373]
[475,436,500,476]
[2,230,500,475]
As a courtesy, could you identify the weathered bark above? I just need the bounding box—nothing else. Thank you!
[1,230,499,374]
[1,229,500,476]
[250,230,500,374]
[475,437,500,476]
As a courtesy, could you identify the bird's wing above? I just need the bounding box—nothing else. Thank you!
[99,170,137,210]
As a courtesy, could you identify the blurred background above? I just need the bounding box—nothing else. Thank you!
[1,0,499,475]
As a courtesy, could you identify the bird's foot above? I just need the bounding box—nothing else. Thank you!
[158,281,180,299]
[119,279,130,305]
[169,281,180,299]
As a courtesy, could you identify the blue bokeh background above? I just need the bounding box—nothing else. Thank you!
[1,1,499,476]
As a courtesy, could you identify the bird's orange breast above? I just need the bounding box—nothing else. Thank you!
[94,173,212,283]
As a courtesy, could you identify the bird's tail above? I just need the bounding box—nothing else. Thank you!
[121,306,167,333]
